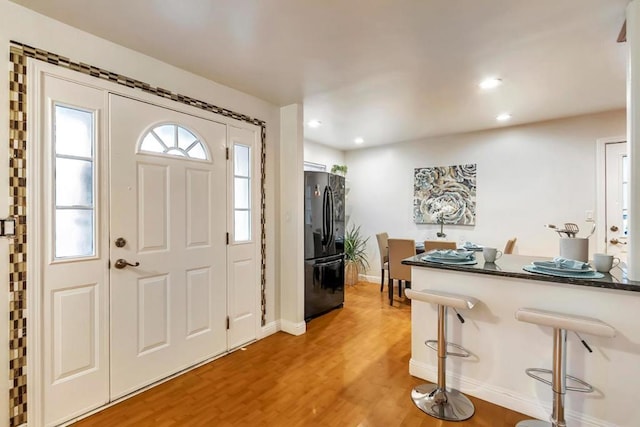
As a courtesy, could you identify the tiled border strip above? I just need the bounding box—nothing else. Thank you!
[8,41,268,427]
[8,46,28,427]
[260,126,267,325]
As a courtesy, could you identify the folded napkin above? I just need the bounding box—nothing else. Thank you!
[426,249,474,260]
[463,241,482,250]
[552,257,590,270]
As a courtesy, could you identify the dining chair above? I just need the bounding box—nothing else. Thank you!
[388,238,416,305]
[504,237,517,254]
[423,240,457,252]
[376,232,389,292]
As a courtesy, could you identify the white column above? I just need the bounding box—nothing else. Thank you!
[278,104,306,335]
[627,1,640,280]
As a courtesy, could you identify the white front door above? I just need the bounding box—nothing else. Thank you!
[33,63,260,426]
[109,94,228,398]
[605,141,628,261]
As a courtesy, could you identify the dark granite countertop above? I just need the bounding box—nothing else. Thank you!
[402,253,640,293]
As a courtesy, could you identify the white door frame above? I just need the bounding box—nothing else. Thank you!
[595,135,627,254]
[26,60,263,426]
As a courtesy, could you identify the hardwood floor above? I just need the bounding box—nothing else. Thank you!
[73,282,528,426]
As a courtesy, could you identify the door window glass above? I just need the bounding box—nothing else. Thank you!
[233,144,251,242]
[139,123,209,160]
[53,105,96,259]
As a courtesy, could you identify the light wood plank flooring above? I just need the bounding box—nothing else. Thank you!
[73,282,528,426]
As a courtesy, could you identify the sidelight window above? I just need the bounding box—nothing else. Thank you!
[53,105,96,259]
[233,143,251,242]
[139,123,209,160]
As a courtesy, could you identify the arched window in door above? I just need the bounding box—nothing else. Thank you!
[138,123,209,160]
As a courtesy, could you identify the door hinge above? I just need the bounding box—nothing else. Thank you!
[226,316,230,330]
[226,147,229,160]
[226,232,229,245]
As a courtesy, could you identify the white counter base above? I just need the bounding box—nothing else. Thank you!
[409,266,640,427]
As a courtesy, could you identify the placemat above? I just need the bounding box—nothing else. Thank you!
[523,265,604,279]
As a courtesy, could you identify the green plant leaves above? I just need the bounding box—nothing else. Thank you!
[344,224,369,272]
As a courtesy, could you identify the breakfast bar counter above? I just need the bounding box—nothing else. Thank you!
[402,253,640,292]
[402,253,640,426]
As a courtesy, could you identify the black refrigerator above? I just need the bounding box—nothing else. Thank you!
[304,171,345,321]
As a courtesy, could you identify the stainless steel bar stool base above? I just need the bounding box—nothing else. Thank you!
[425,340,472,358]
[516,421,551,427]
[525,368,594,393]
[411,383,475,421]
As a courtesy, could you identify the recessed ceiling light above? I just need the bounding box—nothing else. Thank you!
[496,113,512,122]
[354,137,364,144]
[479,78,503,89]
[307,119,322,128]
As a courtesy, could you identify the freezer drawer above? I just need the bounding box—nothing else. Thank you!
[304,255,345,321]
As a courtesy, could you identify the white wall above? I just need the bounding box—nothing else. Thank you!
[346,110,626,278]
[303,139,345,171]
[279,105,306,335]
[0,2,283,425]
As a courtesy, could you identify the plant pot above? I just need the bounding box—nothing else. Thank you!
[345,261,359,286]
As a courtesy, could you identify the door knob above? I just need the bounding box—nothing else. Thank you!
[610,225,619,232]
[114,258,140,269]
[609,238,627,245]
[114,237,127,248]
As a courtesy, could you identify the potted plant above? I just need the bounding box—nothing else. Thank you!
[331,164,348,176]
[344,224,370,286]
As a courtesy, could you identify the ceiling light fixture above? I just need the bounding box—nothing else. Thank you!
[307,119,322,128]
[354,137,364,144]
[496,113,512,122]
[479,78,503,89]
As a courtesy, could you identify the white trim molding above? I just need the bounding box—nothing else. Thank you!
[259,321,279,339]
[279,319,306,336]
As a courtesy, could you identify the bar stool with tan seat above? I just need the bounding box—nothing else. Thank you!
[515,308,616,427]
[405,288,478,421]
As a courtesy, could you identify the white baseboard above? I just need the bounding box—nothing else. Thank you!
[359,273,382,284]
[279,319,306,336]
[409,359,613,427]
[259,320,279,339]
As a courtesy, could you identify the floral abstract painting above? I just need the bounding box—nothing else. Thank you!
[413,164,476,225]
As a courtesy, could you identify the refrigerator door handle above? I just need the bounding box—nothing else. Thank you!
[321,186,329,246]
[324,186,332,247]
[328,185,334,246]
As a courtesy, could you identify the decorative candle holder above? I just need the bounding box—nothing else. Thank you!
[436,217,446,238]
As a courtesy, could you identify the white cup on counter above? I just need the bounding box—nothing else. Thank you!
[483,247,502,263]
[592,253,620,273]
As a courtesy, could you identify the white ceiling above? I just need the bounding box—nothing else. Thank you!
[12,0,629,150]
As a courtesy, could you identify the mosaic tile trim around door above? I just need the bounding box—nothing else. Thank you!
[8,42,268,427]
[8,47,28,427]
